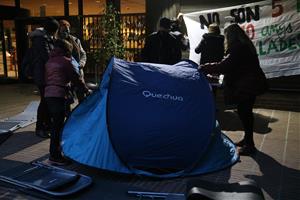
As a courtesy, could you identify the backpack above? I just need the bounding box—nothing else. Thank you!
[21,47,39,79]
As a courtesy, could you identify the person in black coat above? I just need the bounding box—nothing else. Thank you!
[195,23,224,97]
[199,23,268,156]
[29,17,59,138]
[195,23,224,65]
[141,17,181,65]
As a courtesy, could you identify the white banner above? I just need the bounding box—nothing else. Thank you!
[183,0,300,78]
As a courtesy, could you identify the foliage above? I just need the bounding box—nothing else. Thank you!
[94,3,125,67]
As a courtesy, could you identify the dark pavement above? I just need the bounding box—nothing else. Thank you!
[0,83,299,200]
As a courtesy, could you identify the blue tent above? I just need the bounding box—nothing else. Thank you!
[61,58,238,178]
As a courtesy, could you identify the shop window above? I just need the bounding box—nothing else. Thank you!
[69,0,78,16]
[0,25,4,76]
[83,13,146,78]
[83,0,105,15]
[21,0,64,16]
[0,20,18,79]
[0,0,15,6]
[121,0,145,14]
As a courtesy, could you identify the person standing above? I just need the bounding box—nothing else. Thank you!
[195,23,224,65]
[199,23,268,155]
[170,15,189,58]
[58,20,87,76]
[29,17,59,138]
[195,23,224,94]
[141,17,181,65]
[44,39,89,165]
[58,19,87,113]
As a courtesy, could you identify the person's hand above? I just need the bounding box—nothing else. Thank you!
[86,89,92,96]
[198,65,203,71]
[200,63,215,74]
[206,74,219,84]
[199,64,210,71]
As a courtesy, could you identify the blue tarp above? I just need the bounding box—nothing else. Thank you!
[62,57,238,178]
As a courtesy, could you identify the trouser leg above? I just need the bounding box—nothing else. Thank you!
[36,86,50,130]
[46,98,65,158]
[237,96,256,145]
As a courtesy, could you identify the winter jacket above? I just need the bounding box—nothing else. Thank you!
[195,33,224,65]
[29,28,55,86]
[44,47,88,98]
[201,43,268,104]
[68,35,87,68]
[141,31,181,65]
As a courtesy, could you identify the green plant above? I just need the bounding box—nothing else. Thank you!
[94,3,125,67]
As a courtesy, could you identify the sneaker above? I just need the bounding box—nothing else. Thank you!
[48,156,71,166]
[238,145,256,156]
[35,129,50,138]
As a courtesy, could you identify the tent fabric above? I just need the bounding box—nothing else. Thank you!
[62,57,238,178]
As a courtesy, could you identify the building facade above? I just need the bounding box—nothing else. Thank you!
[0,0,146,82]
[0,0,299,90]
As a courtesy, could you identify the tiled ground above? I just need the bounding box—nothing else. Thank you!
[0,84,299,200]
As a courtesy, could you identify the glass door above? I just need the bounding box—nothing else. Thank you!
[4,20,18,78]
[0,20,18,79]
[0,20,5,77]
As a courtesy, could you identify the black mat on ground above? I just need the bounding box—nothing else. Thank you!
[0,162,145,200]
[0,162,92,199]
[186,179,265,200]
[127,190,185,200]
[0,132,11,145]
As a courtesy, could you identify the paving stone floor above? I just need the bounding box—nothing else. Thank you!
[0,83,299,200]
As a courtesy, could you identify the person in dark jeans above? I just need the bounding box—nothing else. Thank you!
[237,96,256,151]
[44,39,89,165]
[199,24,268,155]
[141,17,181,65]
[29,17,59,138]
[46,98,66,164]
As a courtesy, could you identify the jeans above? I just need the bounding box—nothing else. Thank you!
[36,86,50,131]
[237,96,256,144]
[45,97,66,159]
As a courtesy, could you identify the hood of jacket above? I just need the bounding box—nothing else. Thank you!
[29,27,47,39]
[202,33,224,40]
[49,47,66,58]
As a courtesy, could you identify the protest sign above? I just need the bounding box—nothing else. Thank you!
[183,0,300,78]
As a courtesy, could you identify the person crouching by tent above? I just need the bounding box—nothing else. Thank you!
[44,39,89,165]
[199,23,268,156]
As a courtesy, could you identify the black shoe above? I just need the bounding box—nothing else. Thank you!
[235,139,245,147]
[238,145,256,156]
[35,130,50,138]
[48,156,71,166]
[235,139,255,147]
